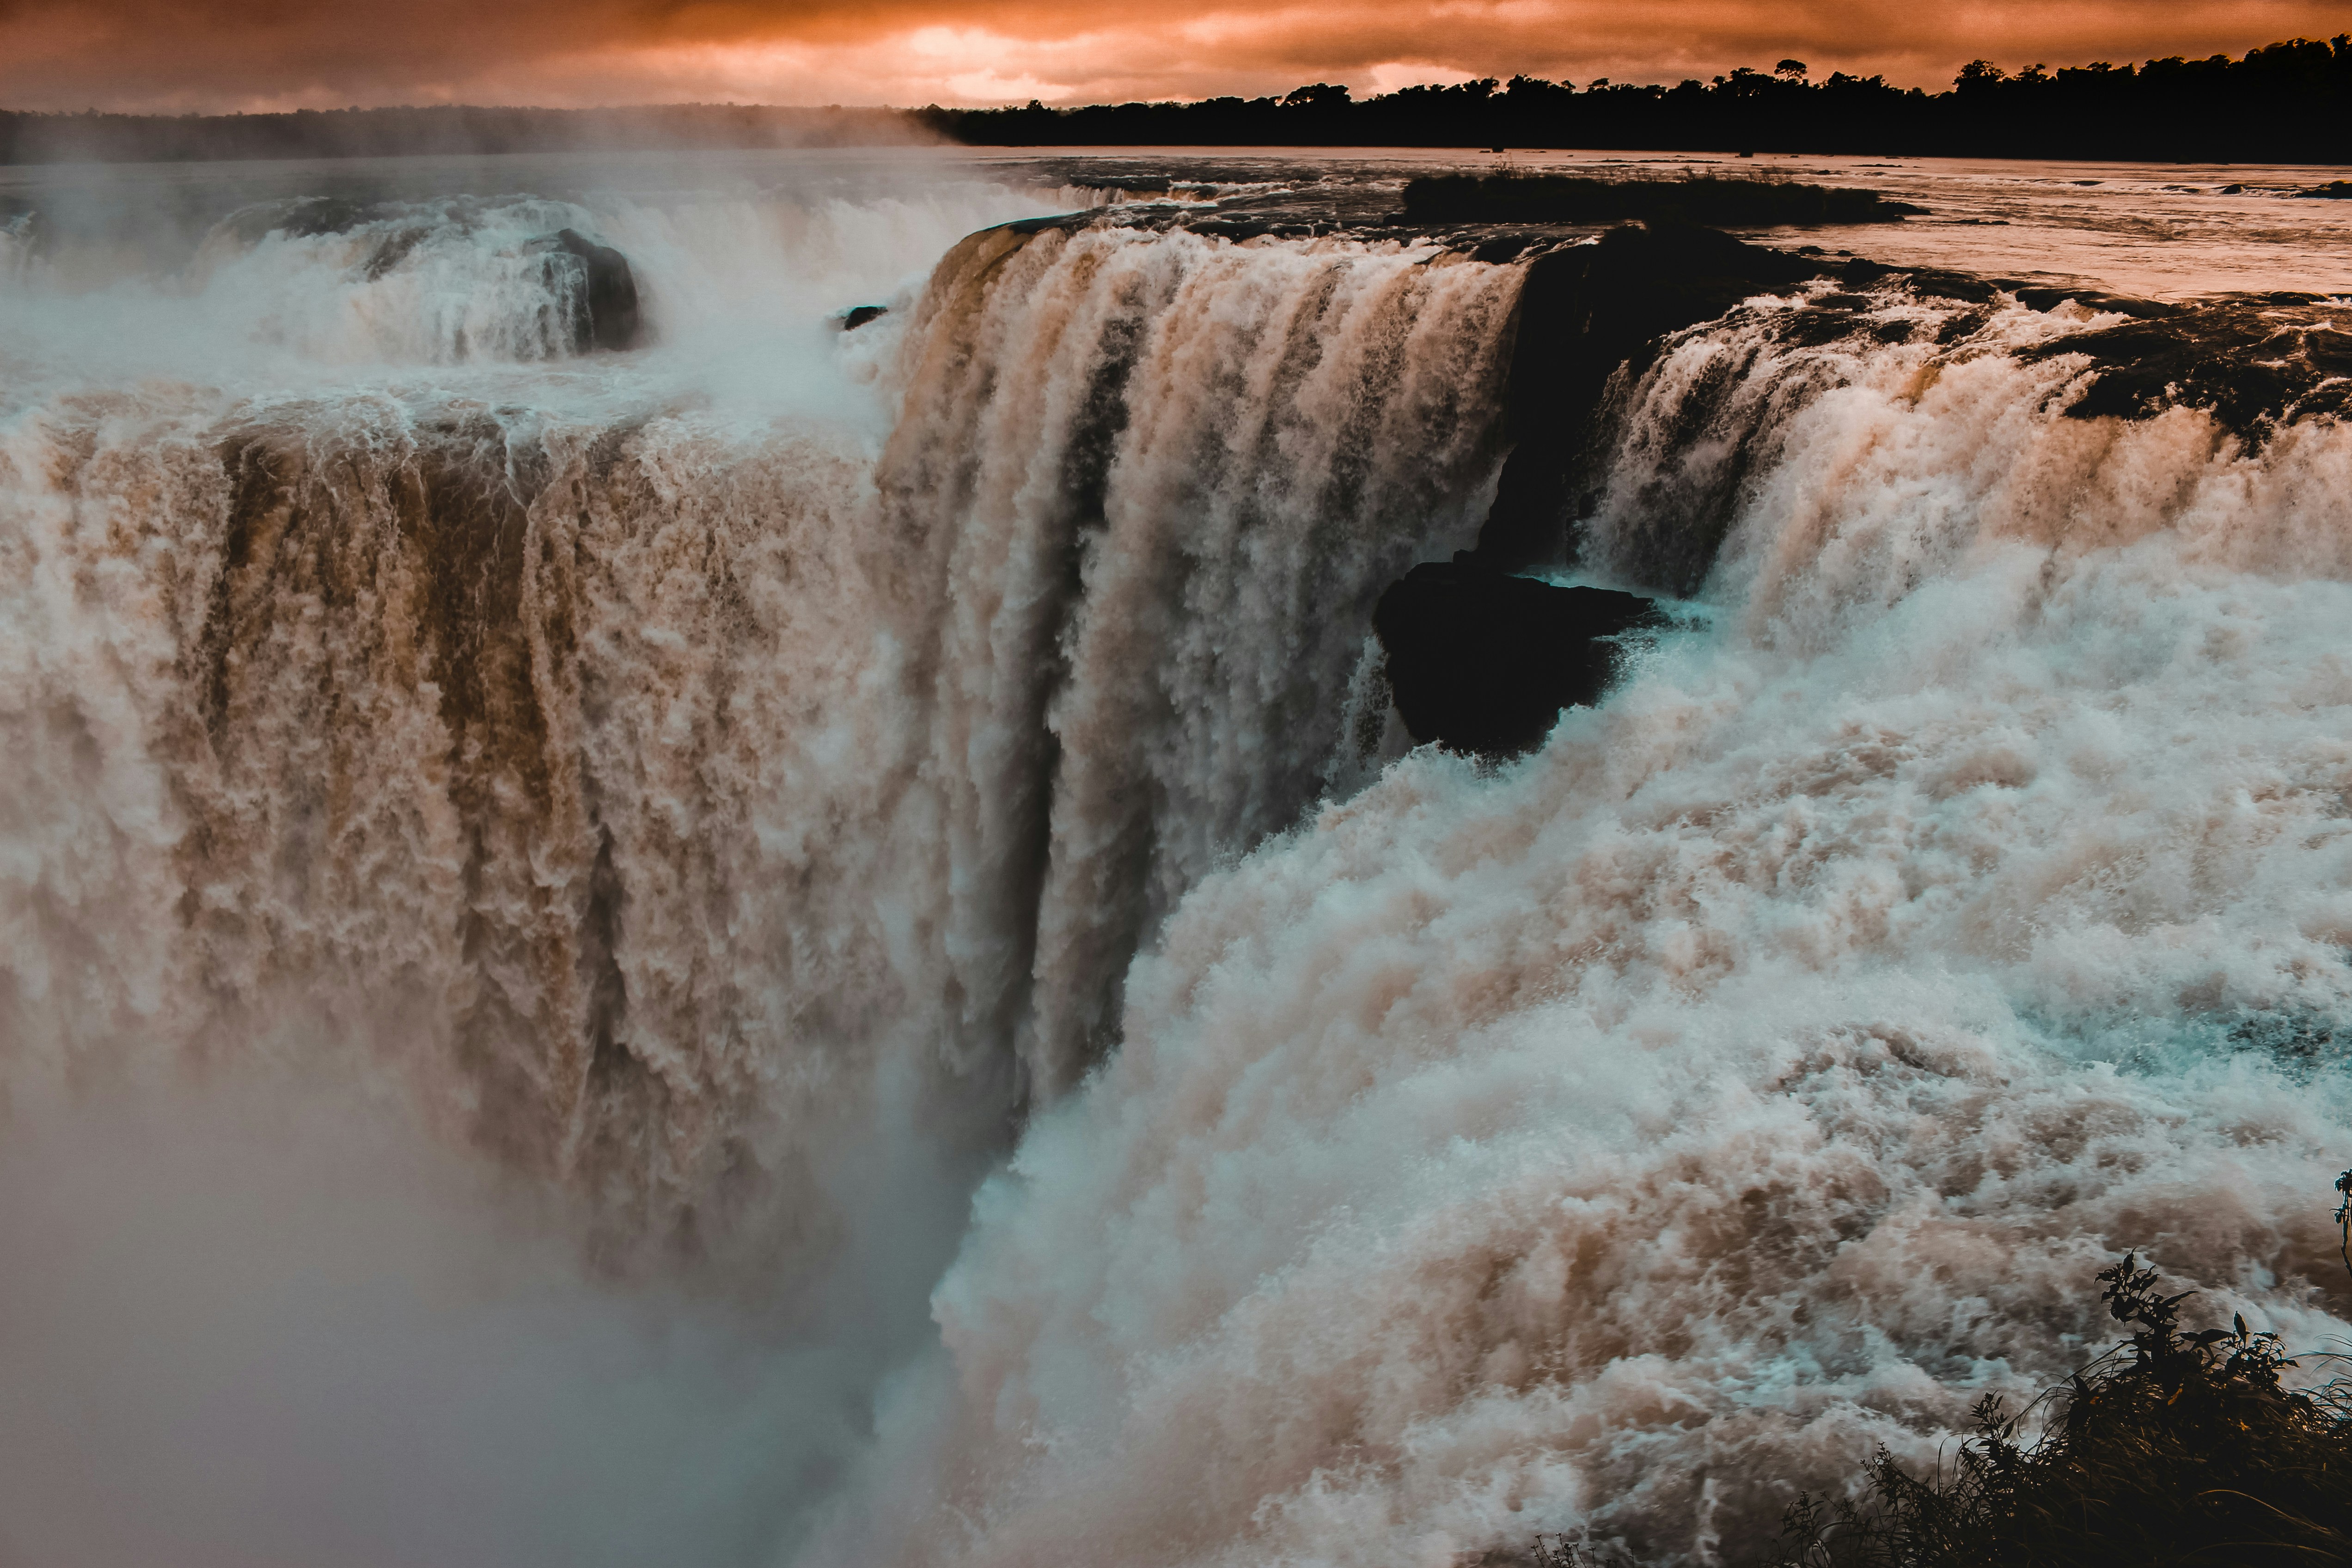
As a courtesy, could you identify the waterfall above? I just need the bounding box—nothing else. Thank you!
[881,223,1516,1097]
[811,261,2352,1568]
[0,217,1519,1238]
[5,174,2351,1568]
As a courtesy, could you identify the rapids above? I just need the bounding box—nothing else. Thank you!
[1,151,2349,1567]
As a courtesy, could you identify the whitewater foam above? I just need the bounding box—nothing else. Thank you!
[0,191,1525,1556]
[4,158,2351,1568]
[814,281,2352,1568]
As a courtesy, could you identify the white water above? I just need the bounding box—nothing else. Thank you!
[828,291,2352,1566]
[2,152,2349,1566]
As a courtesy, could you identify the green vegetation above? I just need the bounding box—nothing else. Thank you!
[1761,1253,2352,1566]
[1535,1174,2352,1566]
[1398,174,1922,228]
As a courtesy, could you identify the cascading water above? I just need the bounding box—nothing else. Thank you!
[0,204,1517,1207]
[883,224,1514,1097]
[815,270,2352,1568]
[0,165,1522,1562]
[2,153,2349,1568]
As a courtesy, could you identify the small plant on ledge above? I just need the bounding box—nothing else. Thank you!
[1759,1247,2352,1567]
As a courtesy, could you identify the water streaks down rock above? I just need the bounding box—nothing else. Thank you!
[525,227,641,352]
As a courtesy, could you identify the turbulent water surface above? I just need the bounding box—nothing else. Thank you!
[2,147,2350,1567]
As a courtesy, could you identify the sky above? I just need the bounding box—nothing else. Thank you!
[0,0,2343,112]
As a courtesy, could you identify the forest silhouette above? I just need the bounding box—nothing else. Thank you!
[2,35,2347,164]
[929,36,2352,161]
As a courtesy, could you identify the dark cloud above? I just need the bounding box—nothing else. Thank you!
[0,0,2340,110]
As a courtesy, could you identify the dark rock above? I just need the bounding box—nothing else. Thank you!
[1374,555,1661,758]
[1472,221,1821,574]
[2009,283,2177,318]
[360,226,431,281]
[2298,182,2352,199]
[2018,293,2352,436]
[1468,232,1548,263]
[213,195,381,249]
[1400,174,1925,227]
[1902,268,2000,305]
[526,228,640,352]
[235,195,373,242]
[841,304,888,330]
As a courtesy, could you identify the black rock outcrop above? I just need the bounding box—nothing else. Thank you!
[527,228,641,352]
[841,304,889,330]
[1374,556,1661,758]
[1401,173,1926,227]
[2017,293,2352,436]
[1362,214,2350,763]
[1473,220,1820,574]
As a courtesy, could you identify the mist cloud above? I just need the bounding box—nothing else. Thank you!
[0,1083,891,1568]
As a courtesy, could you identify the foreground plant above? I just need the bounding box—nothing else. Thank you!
[1761,1252,2352,1567]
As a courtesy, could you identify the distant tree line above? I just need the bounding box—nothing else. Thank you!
[0,103,927,164]
[4,35,2346,165]
[922,36,2352,161]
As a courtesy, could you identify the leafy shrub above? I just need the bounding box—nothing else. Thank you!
[1760,1253,2352,1567]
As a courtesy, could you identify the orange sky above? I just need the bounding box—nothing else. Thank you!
[0,0,2343,111]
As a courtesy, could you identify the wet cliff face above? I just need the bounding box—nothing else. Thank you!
[1378,222,2352,766]
[1459,222,2352,598]
[839,225,2352,1568]
[1467,221,1825,576]
[880,224,1516,1098]
[0,217,1520,1251]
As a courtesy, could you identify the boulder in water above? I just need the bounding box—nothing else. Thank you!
[840,304,888,330]
[526,228,640,352]
[1374,555,1660,758]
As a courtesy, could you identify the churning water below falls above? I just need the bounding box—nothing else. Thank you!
[2,147,2351,1568]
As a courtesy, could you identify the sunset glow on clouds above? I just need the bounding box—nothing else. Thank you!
[0,0,2343,111]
